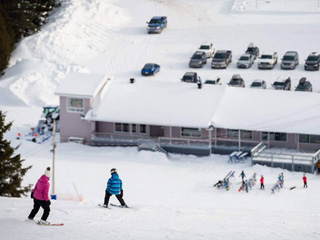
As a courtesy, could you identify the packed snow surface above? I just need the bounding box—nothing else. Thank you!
[1,0,320,239]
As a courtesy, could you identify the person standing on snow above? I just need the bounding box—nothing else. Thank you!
[260,175,264,190]
[303,174,308,188]
[239,170,246,183]
[28,167,51,225]
[103,168,128,208]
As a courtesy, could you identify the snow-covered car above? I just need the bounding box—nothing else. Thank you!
[258,52,278,69]
[271,76,291,90]
[304,52,320,71]
[281,51,299,70]
[245,43,260,59]
[141,63,160,76]
[204,76,221,85]
[211,50,232,69]
[228,74,245,88]
[198,43,215,58]
[237,54,255,69]
[295,77,312,92]
[189,51,207,68]
[250,80,266,89]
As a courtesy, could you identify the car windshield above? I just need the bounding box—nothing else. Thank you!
[247,48,254,52]
[283,55,294,61]
[183,76,192,81]
[192,54,203,60]
[261,55,272,59]
[307,56,319,61]
[251,82,262,87]
[240,56,249,61]
[205,80,216,84]
[144,64,154,69]
[149,19,161,24]
[200,45,210,50]
[273,82,284,86]
[214,53,226,59]
[230,79,241,85]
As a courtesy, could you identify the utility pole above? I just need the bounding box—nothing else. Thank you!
[51,118,57,199]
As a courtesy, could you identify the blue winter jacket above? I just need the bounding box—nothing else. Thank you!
[106,173,122,195]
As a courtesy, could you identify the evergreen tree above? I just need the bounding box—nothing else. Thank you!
[0,111,32,197]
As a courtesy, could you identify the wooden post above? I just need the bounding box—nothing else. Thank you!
[238,129,241,151]
[51,119,56,198]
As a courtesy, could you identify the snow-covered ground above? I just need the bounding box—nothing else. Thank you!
[1,0,320,239]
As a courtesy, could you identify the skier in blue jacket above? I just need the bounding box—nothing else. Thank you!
[103,168,128,208]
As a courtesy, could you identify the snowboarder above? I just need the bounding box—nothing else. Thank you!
[197,77,202,89]
[303,174,307,188]
[271,181,280,194]
[239,170,246,183]
[103,168,128,208]
[28,167,51,225]
[317,161,320,175]
[260,175,264,190]
[214,180,223,189]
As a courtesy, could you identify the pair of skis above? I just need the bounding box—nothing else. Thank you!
[29,219,63,226]
[98,203,129,209]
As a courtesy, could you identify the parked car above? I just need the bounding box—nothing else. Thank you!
[141,63,160,76]
[250,80,266,89]
[237,54,255,69]
[281,51,299,70]
[304,52,320,71]
[228,74,245,87]
[271,76,291,90]
[245,43,260,59]
[258,52,278,69]
[211,50,232,69]
[146,16,167,33]
[198,43,215,58]
[204,77,221,85]
[295,77,312,92]
[189,51,207,68]
[181,72,198,83]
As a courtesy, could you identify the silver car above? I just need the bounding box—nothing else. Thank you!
[250,80,266,89]
[281,51,299,70]
[237,54,254,69]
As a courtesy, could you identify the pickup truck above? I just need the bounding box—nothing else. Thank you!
[197,43,215,58]
[211,50,232,69]
[258,52,278,69]
[146,16,167,34]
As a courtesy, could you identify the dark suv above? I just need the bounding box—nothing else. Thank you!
[211,50,232,69]
[245,43,260,59]
[281,51,299,70]
[295,77,312,92]
[181,72,198,83]
[272,76,291,90]
[189,51,207,68]
[228,74,245,88]
[304,52,320,71]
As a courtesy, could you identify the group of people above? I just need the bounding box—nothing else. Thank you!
[28,167,127,225]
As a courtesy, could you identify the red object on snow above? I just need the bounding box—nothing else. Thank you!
[260,177,264,184]
[303,176,307,183]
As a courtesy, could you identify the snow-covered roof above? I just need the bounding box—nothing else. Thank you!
[55,73,108,98]
[85,79,320,135]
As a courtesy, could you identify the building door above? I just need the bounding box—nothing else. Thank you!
[150,125,164,137]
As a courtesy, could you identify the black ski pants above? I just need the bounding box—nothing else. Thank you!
[261,183,265,190]
[304,182,308,188]
[28,198,50,221]
[104,190,126,206]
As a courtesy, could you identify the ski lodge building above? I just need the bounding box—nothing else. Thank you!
[55,73,320,171]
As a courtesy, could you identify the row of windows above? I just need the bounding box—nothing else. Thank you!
[115,123,146,134]
[227,130,287,142]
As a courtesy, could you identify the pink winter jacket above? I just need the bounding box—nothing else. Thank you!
[33,175,50,201]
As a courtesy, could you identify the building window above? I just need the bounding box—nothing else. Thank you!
[226,129,238,139]
[181,128,201,138]
[67,98,84,113]
[132,124,136,133]
[299,134,309,143]
[262,132,287,141]
[241,130,252,140]
[140,125,147,134]
[299,134,320,144]
[115,123,129,133]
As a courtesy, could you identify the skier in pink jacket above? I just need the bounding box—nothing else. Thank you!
[28,167,51,225]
